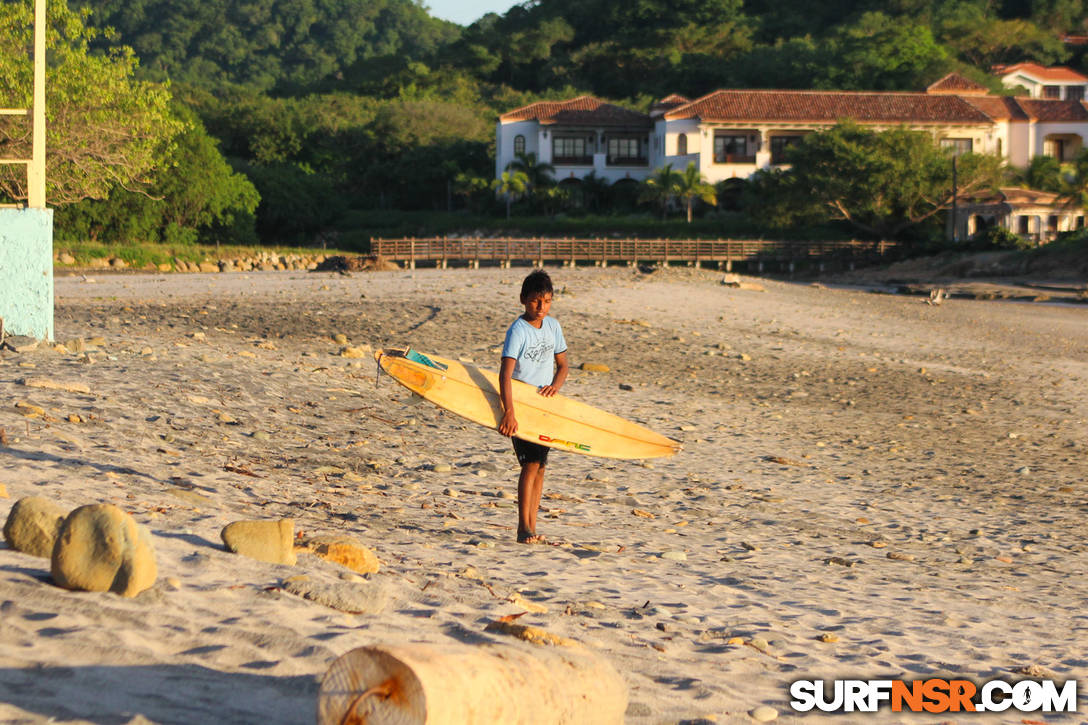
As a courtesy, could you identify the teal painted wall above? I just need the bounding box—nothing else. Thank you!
[0,208,53,340]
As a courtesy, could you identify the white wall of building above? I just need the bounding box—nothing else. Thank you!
[495,120,541,178]
[1000,72,1088,100]
[1033,121,1087,161]
[1008,121,1033,166]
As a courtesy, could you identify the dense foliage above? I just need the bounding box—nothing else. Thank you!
[74,0,458,93]
[437,0,1081,97]
[55,107,260,245]
[0,0,183,204]
[29,0,1088,246]
[743,123,1004,236]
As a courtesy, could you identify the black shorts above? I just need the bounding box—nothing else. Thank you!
[512,437,550,466]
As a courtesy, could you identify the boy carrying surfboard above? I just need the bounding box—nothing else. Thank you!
[498,270,570,544]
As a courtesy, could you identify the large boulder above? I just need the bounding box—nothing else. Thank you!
[221,519,296,565]
[51,504,157,597]
[3,496,67,558]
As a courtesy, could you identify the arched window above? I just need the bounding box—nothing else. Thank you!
[513,135,525,155]
[677,133,687,155]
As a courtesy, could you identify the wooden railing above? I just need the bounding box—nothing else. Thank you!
[371,237,896,268]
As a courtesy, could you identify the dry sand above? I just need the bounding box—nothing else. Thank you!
[1,265,1086,724]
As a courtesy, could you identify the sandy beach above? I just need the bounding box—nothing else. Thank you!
[1,265,1086,723]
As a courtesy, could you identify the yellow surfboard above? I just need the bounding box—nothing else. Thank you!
[375,348,680,460]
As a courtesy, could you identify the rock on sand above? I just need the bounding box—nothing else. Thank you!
[3,496,67,558]
[221,519,297,565]
[51,504,157,597]
[299,535,380,574]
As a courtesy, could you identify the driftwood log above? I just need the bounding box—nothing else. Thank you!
[317,642,627,725]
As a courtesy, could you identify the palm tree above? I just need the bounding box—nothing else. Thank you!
[505,152,555,196]
[1057,148,1088,212]
[675,162,717,223]
[493,170,529,219]
[638,163,681,219]
[579,170,610,212]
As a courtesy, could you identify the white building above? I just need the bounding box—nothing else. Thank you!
[498,73,1088,181]
[993,62,1088,100]
[954,187,1084,243]
[496,96,654,185]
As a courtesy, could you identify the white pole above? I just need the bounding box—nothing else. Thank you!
[28,0,45,208]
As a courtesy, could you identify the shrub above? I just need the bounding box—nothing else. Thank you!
[981,226,1034,250]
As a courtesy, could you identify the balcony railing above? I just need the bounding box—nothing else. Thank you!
[714,153,756,164]
[606,156,648,167]
[552,155,593,166]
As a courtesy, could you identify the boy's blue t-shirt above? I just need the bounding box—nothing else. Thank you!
[502,316,567,388]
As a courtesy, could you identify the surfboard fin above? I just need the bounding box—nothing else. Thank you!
[406,348,448,371]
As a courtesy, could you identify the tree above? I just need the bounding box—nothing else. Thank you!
[147,107,260,240]
[76,0,459,92]
[936,5,1067,68]
[1057,148,1088,212]
[452,171,492,212]
[1017,155,1064,192]
[505,151,555,196]
[0,0,184,205]
[579,171,610,212]
[755,123,1004,237]
[674,162,717,222]
[56,112,260,245]
[822,13,950,91]
[638,163,681,219]
[493,170,529,218]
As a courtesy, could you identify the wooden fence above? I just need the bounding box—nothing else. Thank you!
[371,237,897,270]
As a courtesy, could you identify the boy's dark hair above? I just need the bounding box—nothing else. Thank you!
[520,269,553,300]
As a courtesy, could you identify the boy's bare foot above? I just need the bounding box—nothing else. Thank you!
[517,530,546,544]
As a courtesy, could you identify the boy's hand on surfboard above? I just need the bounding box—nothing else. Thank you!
[499,412,518,437]
[538,384,561,398]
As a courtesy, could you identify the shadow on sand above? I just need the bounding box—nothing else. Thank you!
[0,663,319,724]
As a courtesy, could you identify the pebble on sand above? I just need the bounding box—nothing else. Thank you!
[749,705,778,722]
[339,345,371,359]
[51,504,157,597]
[221,519,297,566]
[3,496,67,558]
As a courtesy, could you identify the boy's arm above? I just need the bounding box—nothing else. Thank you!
[498,356,518,436]
[538,350,569,398]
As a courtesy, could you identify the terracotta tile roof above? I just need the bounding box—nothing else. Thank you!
[993,62,1088,83]
[999,187,1062,205]
[927,73,989,95]
[657,94,690,106]
[663,90,994,124]
[962,186,1065,206]
[500,96,650,127]
[650,94,692,117]
[1014,99,1088,121]
[960,95,1030,121]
